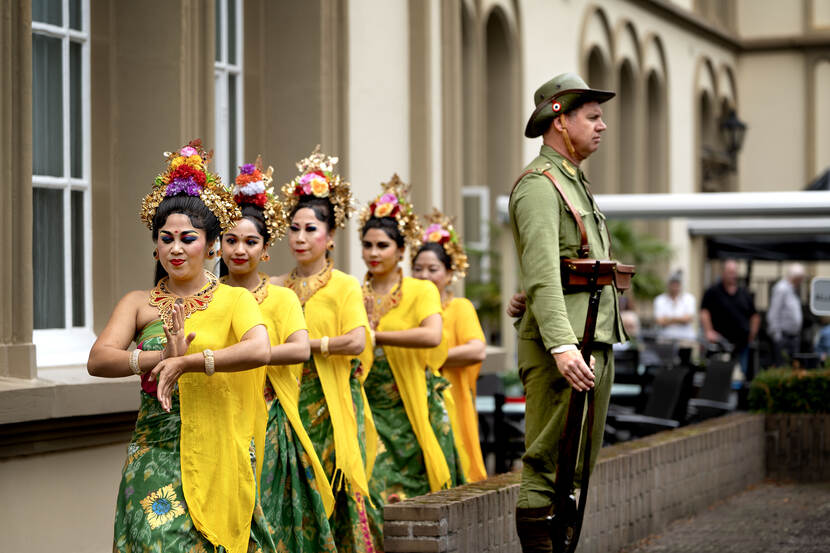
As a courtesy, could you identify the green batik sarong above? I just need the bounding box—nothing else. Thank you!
[298,358,379,553]
[259,378,337,553]
[364,358,462,505]
[114,322,275,553]
[426,371,465,488]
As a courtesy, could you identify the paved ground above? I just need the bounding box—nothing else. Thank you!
[620,480,830,553]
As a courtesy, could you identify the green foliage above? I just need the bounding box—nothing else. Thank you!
[748,368,830,413]
[465,243,502,343]
[607,220,673,300]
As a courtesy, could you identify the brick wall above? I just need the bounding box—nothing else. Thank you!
[766,414,830,482]
[383,413,765,553]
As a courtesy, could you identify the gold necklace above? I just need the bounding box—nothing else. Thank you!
[362,269,403,329]
[220,272,270,304]
[441,290,454,311]
[149,270,218,328]
[285,259,333,306]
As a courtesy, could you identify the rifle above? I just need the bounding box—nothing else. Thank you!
[549,260,604,553]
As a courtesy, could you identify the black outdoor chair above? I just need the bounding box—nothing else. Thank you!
[687,358,735,422]
[605,366,691,443]
[476,374,525,474]
[613,348,640,384]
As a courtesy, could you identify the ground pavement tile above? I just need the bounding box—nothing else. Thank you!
[619,480,830,553]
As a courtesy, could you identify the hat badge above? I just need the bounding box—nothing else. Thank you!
[552,101,561,113]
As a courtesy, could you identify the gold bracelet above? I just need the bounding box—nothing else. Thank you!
[129,349,142,375]
[320,336,330,357]
[369,330,376,349]
[203,349,215,376]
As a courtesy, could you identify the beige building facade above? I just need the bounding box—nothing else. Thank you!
[2,0,830,551]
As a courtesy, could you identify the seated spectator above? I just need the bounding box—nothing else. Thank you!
[653,270,697,344]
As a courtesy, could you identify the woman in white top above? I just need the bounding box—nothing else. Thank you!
[653,271,697,343]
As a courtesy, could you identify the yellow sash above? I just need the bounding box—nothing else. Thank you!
[442,297,488,482]
[379,278,451,492]
[260,284,335,516]
[177,284,265,553]
[289,270,376,501]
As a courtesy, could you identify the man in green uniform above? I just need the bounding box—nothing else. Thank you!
[509,72,626,552]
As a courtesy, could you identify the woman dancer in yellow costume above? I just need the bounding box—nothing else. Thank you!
[412,208,488,482]
[88,140,275,553]
[359,176,462,524]
[220,156,337,553]
[272,147,378,553]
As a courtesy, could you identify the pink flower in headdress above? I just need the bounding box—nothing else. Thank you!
[298,171,330,198]
[180,146,198,158]
[424,223,450,244]
[373,193,399,218]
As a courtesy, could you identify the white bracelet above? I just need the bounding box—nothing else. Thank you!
[203,349,215,376]
[320,336,330,357]
[129,349,142,375]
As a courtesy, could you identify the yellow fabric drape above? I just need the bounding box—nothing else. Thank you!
[378,277,451,492]
[260,284,335,516]
[289,270,376,500]
[441,297,488,482]
[178,284,266,553]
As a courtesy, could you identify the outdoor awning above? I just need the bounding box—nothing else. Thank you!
[595,191,830,219]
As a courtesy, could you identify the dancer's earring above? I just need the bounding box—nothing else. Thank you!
[152,249,158,260]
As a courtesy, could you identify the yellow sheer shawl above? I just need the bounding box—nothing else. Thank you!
[442,296,488,482]
[177,284,265,553]
[377,277,451,492]
[260,284,335,516]
[288,270,377,501]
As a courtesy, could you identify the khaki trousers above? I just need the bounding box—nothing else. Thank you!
[516,337,614,509]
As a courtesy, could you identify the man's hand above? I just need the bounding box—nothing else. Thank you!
[705,329,721,343]
[553,349,595,391]
[506,292,527,318]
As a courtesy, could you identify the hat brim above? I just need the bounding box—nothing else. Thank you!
[524,88,616,138]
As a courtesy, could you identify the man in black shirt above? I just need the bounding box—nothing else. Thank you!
[700,259,760,377]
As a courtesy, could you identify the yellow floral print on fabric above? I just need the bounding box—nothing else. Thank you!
[140,484,185,529]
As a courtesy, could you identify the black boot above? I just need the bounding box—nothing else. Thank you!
[515,505,553,553]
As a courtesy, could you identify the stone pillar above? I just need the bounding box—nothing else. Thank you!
[0,0,36,379]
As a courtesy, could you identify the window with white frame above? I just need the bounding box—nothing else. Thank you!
[31,0,93,366]
[214,0,244,187]
[462,186,490,283]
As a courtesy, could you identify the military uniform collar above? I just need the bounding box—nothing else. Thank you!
[539,144,580,181]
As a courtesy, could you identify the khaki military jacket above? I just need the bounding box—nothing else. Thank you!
[509,144,625,349]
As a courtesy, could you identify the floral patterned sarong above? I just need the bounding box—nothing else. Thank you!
[259,378,337,553]
[298,358,379,553]
[113,321,275,553]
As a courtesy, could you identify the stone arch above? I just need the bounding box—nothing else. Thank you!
[614,19,642,72]
[642,33,668,85]
[580,4,614,65]
[717,63,737,109]
[695,57,726,191]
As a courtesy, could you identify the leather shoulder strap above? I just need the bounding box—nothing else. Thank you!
[542,171,590,257]
[509,169,538,198]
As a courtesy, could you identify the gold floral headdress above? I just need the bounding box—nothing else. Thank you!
[279,145,354,230]
[358,173,422,249]
[231,155,285,245]
[414,208,469,280]
[140,139,240,233]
